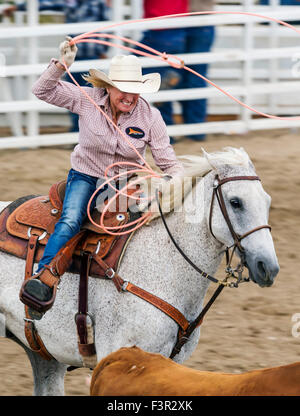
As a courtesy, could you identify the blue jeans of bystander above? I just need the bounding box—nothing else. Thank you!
[181,26,215,141]
[138,28,186,127]
[138,26,215,141]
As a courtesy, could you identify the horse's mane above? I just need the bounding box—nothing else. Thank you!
[180,146,250,175]
[135,147,251,223]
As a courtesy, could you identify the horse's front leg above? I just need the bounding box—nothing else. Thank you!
[6,329,67,396]
[25,346,67,396]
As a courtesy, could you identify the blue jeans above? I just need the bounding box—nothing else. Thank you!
[37,169,131,272]
[259,0,300,4]
[259,1,300,24]
[37,169,99,272]
[139,26,215,140]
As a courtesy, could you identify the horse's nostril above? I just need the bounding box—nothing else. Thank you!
[257,260,271,281]
[257,261,265,275]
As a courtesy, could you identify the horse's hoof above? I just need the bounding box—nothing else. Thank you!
[28,308,44,320]
[25,279,53,302]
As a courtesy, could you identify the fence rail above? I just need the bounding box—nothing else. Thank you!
[1,0,300,148]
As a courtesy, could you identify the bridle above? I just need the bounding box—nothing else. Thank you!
[155,173,272,358]
[210,175,271,253]
[209,174,271,284]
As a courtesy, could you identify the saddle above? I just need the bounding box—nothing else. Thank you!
[0,179,141,366]
[0,180,138,278]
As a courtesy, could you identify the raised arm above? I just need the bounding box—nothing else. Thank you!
[31,37,89,114]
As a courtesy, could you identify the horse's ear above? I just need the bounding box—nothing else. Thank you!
[201,148,211,163]
[247,158,256,171]
[237,147,256,172]
[202,147,254,173]
[201,148,222,171]
[237,147,255,168]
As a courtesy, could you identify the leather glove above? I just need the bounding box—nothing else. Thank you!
[59,36,78,67]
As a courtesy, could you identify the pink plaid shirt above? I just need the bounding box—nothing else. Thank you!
[32,59,184,179]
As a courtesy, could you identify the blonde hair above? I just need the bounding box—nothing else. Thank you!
[82,73,112,89]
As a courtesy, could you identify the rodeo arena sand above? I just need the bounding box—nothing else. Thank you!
[0,127,299,396]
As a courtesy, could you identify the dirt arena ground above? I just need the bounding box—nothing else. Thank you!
[0,128,299,396]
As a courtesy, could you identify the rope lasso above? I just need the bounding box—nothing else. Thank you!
[61,10,300,235]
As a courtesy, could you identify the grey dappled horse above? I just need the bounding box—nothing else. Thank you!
[0,148,279,395]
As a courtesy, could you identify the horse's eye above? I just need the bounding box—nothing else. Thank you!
[230,198,242,209]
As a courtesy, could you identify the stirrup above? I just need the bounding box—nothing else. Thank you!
[19,267,60,313]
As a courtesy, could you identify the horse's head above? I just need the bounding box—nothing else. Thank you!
[203,147,279,287]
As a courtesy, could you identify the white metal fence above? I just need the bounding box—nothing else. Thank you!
[1,0,300,149]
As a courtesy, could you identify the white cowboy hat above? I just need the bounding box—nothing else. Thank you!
[89,55,161,94]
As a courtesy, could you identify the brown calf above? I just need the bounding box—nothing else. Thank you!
[90,346,300,396]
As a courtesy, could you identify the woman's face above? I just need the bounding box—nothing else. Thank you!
[108,86,140,116]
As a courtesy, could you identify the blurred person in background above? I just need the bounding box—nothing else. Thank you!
[137,0,215,142]
[4,0,111,132]
[259,0,300,5]
[137,0,187,143]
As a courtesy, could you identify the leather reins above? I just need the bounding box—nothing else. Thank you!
[155,174,272,358]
